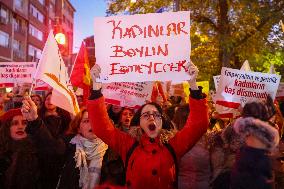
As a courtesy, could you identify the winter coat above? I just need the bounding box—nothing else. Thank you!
[26,117,67,189]
[230,146,273,189]
[57,134,107,189]
[178,134,211,189]
[56,135,80,189]
[0,138,40,189]
[87,96,208,189]
[230,116,280,189]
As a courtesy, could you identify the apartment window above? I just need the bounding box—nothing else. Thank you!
[13,17,20,31]
[0,30,9,47]
[30,5,44,23]
[49,4,54,13]
[28,44,42,59]
[13,39,21,51]
[15,0,24,9]
[29,24,43,41]
[0,7,8,24]
[38,0,45,6]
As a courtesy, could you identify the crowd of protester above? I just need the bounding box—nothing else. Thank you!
[0,63,283,189]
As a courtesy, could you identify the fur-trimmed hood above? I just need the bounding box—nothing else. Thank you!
[233,117,279,150]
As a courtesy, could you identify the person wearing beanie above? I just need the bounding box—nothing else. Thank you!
[230,96,280,189]
[0,108,40,189]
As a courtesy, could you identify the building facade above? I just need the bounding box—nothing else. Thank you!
[0,0,75,63]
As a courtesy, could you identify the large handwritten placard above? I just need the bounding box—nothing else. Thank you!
[102,82,153,108]
[0,62,36,84]
[215,67,281,108]
[94,11,191,83]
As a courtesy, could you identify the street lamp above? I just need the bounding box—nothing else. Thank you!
[55,32,66,45]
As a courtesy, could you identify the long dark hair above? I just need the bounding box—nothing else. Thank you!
[0,115,39,188]
[39,92,71,134]
[39,92,69,118]
[172,104,190,130]
[0,118,13,155]
[130,102,175,130]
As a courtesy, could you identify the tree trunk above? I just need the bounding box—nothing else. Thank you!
[218,0,232,68]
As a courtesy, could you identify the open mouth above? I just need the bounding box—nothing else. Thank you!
[148,124,156,131]
[16,131,25,135]
[88,129,92,132]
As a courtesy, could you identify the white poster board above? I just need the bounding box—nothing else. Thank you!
[94,11,191,83]
[0,62,36,84]
[213,75,221,90]
[102,82,153,108]
[215,67,281,108]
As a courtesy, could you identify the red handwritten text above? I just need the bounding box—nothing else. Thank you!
[110,60,188,75]
[107,20,188,39]
[110,44,168,58]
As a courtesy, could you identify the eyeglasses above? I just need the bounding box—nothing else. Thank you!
[140,112,162,120]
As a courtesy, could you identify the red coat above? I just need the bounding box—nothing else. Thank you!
[87,97,208,189]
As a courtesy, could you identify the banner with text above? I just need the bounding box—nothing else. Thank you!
[215,67,281,108]
[102,82,153,108]
[94,11,191,83]
[0,62,36,85]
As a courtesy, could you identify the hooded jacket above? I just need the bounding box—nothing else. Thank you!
[87,92,208,189]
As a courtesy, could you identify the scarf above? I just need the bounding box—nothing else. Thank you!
[70,135,108,189]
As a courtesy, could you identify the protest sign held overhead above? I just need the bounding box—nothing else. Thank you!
[215,67,281,109]
[0,62,36,86]
[102,82,153,108]
[94,11,191,83]
[213,60,251,118]
[213,60,251,91]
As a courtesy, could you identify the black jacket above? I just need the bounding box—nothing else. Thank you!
[26,117,68,189]
[0,139,40,189]
[230,145,273,189]
[56,135,81,189]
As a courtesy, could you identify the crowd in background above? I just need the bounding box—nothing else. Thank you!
[0,79,284,189]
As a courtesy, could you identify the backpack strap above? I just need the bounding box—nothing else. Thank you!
[164,143,179,189]
[125,140,139,172]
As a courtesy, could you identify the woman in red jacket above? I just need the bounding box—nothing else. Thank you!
[87,63,209,189]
